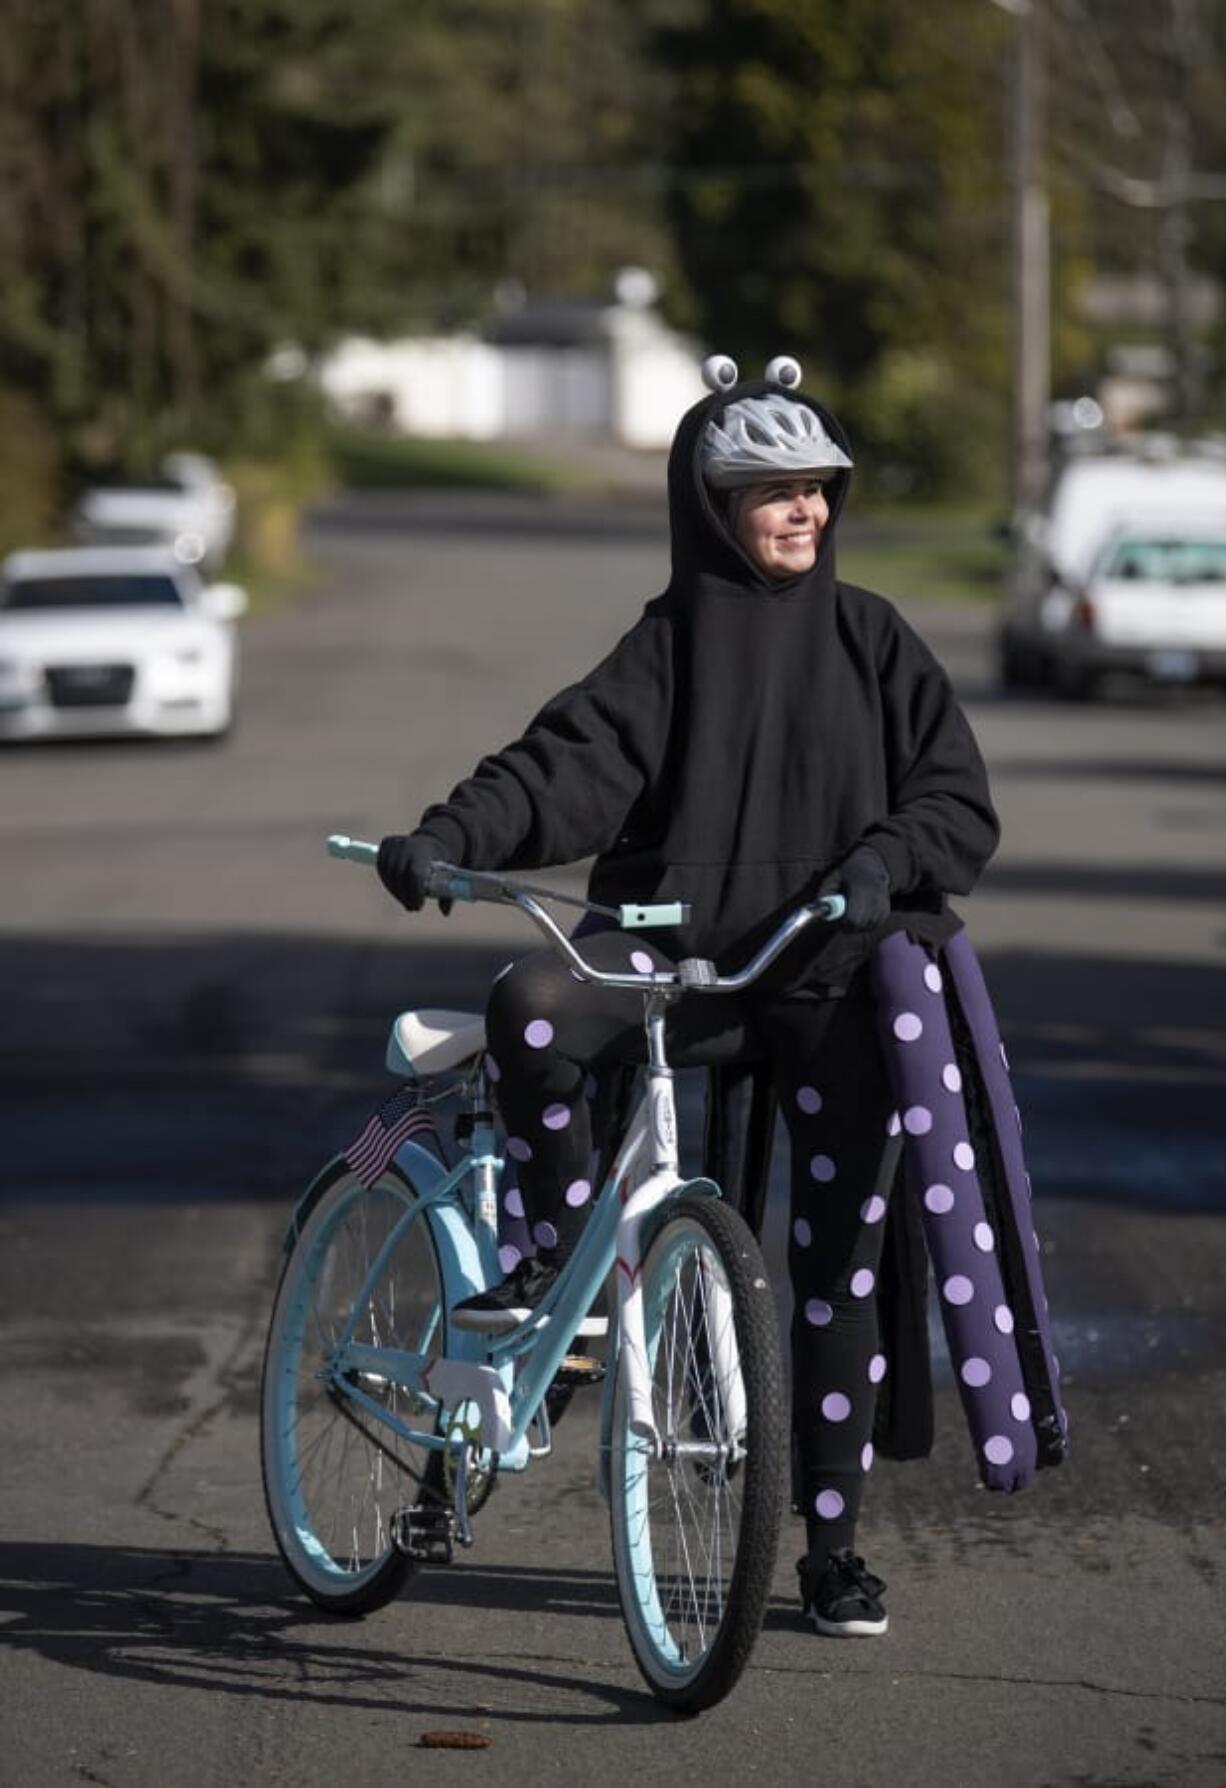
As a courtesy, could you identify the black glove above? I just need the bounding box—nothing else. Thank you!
[819,844,892,932]
[377,831,450,912]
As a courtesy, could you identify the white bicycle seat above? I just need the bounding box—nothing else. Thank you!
[387,1008,487,1079]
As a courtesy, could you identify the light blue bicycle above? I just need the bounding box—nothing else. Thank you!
[260,837,844,1711]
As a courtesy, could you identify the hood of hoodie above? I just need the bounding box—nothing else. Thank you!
[665,379,853,600]
[582,377,890,983]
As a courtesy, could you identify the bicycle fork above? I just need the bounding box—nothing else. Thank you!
[616,996,681,1449]
[615,995,747,1462]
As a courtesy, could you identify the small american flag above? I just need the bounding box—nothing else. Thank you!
[344,1086,439,1188]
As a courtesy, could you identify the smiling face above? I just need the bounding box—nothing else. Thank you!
[731,477,831,579]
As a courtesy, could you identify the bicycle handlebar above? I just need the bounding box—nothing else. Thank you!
[326,833,846,996]
[326,835,691,928]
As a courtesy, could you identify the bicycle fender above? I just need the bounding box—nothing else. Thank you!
[640,1176,723,1245]
[282,1142,456,1253]
[283,1154,354,1252]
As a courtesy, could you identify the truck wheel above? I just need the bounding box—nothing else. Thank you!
[999,630,1044,691]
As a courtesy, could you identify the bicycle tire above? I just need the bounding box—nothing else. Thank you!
[260,1158,449,1614]
[609,1194,786,1712]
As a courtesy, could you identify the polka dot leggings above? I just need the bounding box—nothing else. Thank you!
[485,930,895,1564]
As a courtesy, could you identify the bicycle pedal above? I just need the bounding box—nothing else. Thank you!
[556,1354,606,1387]
[391,1503,456,1565]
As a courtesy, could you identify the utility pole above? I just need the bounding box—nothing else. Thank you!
[1163,0,1196,423]
[1010,0,1050,513]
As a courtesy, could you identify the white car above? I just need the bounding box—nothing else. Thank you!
[0,546,246,742]
[72,451,237,571]
[1037,527,1226,695]
[1000,445,1226,696]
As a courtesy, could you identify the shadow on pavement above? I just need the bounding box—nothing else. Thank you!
[981,861,1226,906]
[991,756,1226,786]
[1,928,1223,1213]
[0,933,512,1205]
[0,1542,680,1726]
[978,948,1226,1214]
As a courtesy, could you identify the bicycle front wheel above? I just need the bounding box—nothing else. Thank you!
[260,1159,447,1614]
[610,1194,786,1712]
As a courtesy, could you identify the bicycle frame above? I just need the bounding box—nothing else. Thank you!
[302,1044,718,1498]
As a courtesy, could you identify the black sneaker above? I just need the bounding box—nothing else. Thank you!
[797,1548,888,1637]
[450,1256,559,1333]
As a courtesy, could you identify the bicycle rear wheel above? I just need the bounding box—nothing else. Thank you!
[609,1194,786,1712]
[260,1159,446,1614]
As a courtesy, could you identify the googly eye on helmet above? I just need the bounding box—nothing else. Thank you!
[698,354,853,491]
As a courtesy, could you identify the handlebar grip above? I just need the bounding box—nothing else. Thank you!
[818,893,846,921]
[327,834,379,864]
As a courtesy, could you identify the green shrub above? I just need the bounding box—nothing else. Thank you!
[847,349,1007,505]
[325,426,587,494]
[0,389,63,556]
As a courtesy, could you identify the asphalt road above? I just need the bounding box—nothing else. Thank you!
[2,491,1224,1788]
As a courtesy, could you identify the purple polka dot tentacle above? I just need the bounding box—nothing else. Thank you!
[943,930,1067,1469]
[871,932,1045,1491]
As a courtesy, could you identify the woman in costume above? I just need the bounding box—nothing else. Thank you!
[377,357,1066,1637]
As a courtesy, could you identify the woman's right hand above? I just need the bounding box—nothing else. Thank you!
[377,831,447,911]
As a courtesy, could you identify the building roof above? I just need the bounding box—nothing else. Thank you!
[483,299,613,349]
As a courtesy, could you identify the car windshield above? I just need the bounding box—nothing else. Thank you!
[2,575,186,612]
[1099,538,1226,585]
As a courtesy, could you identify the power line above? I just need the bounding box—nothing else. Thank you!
[1052,0,1142,139]
[1091,163,1226,206]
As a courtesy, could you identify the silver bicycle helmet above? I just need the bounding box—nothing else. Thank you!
[700,393,853,490]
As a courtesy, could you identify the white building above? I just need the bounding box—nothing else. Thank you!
[316,280,707,451]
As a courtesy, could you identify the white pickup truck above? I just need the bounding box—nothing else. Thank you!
[999,444,1226,697]
[72,451,237,572]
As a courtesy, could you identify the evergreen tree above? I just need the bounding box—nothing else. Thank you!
[653,0,1014,492]
[0,0,402,473]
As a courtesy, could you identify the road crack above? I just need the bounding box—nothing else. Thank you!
[746,1658,1226,1710]
[133,1302,264,1550]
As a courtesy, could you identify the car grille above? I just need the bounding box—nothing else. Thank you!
[45,664,136,708]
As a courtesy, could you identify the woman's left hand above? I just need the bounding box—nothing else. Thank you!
[819,844,892,931]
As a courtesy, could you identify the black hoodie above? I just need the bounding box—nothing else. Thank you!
[419,380,1000,991]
